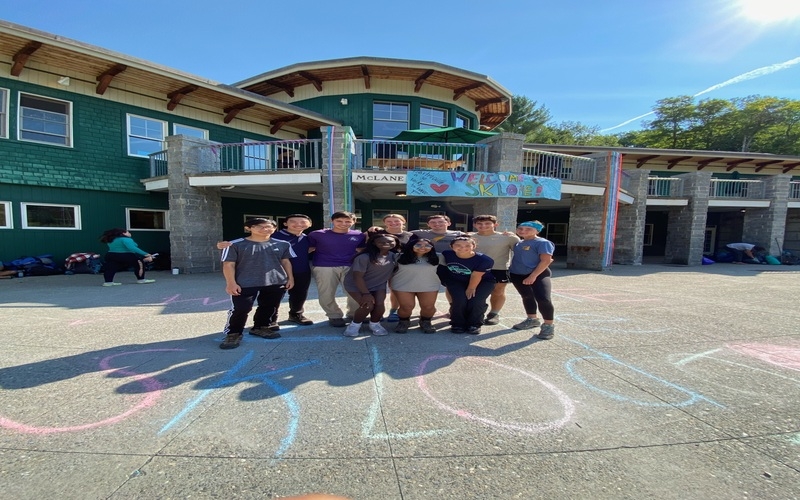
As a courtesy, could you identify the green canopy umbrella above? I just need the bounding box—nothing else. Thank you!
[391,126,498,144]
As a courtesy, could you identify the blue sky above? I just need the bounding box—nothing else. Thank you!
[5,0,800,133]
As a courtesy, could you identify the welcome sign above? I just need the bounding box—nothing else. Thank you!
[407,170,562,199]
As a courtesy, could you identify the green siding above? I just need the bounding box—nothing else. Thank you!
[0,77,279,263]
[293,94,479,138]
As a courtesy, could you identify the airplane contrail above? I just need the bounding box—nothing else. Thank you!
[600,56,800,133]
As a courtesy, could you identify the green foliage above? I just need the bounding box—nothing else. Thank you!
[497,95,551,136]
[621,95,800,154]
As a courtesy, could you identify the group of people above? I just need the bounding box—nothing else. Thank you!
[216,212,556,350]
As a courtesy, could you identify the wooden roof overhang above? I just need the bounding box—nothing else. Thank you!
[0,21,341,135]
[527,144,800,175]
[235,57,513,130]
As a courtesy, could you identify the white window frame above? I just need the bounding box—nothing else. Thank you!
[0,88,8,139]
[456,113,470,129]
[546,223,568,245]
[373,102,409,140]
[420,105,448,129]
[18,92,72,147]
[0,201,12,228]
[126,208,169,231]
[21,202,81,230]
[243,138,269,170]
[127,114,167,158]
[643,223,654,246]
[173,123,208,139]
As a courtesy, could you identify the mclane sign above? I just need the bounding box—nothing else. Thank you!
[352,172,406,184]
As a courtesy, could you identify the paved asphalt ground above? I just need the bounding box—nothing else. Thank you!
[1,263,799,500]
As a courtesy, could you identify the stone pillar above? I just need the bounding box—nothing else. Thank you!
[471,133,525,231]
[742,174,790,255]
[664,171,711,265]
[166,135,223,273]
[613,169,649,265]
[566,152,621,271]
[320,126,355,224]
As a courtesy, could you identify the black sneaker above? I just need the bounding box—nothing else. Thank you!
[483,313,500,325]
[466,326,482,335]
[267,322,280,331]
[220,333,243,349]
[451,326,466,334]
[328,318,347,327]
[288,313,313,326]
[250,327,281,339]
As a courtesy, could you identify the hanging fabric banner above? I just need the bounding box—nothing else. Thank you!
[406,170,562,199]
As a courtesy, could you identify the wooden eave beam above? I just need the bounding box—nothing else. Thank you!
[666,156,693,169]
[635,155,660,168]
[474,97,506,110]
[96,64,127,95]
[11,41,42,76]
[754,159,782,172]
[298,71,323,92]
[696,157,724,170]
[166,85,198,111]
[361,65,371,89]
[414,70,434,93]
[223,102,255,124]
[782,162,800,174]
[725,159,752,172]
[268,80,295,97]
[269,114,300,135]
[453,82,482,101]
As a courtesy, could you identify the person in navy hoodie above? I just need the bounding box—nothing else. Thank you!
[438,236,495,334]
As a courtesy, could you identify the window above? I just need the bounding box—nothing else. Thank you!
[127,208,168,231]
[243,138,269,170]
[420,105,447,129]
[21,202,80,229]
[456,113,470,129]
[0,88,8,139]
[127,114,166,157]
[0,201,11,228]
[703,226,717,254]
[19,93,72,146]
[545,223,568,245]
[373,102,409,139]
[173,124,208,139]
[643,224,654,246]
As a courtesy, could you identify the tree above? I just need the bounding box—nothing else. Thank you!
[645,96,696,149]
[497,95,551,137]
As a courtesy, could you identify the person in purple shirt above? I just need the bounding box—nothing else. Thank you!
[271,214,314,325]
[308,211,366,327]
[438,237,495,334]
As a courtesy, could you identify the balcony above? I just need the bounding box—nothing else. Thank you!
[521,148,598,183]
[353,140,487,172]
[648,177,685,197]
[709,179,765,199]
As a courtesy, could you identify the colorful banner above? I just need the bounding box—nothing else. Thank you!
[406,170,562,199]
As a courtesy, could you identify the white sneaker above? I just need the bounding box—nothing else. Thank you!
[369,322,388,336]
[343,322,361,337]
[102,282,122,286]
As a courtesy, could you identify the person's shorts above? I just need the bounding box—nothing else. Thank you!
[490,269,510,283]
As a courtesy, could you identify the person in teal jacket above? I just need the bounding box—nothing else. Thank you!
[99,228,155,286]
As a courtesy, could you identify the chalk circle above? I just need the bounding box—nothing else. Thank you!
[556,313,670,334]
[0,349,181,435]
[416,355,575,433]
[566,356,711,407]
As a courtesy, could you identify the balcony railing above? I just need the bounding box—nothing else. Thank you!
[149,150,168,177]
[648,177,684,197]
[353,140,487,172]
[709,179,765,199]
[790,181,800,199]
[521,148,598,183]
